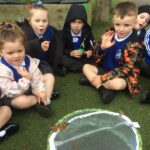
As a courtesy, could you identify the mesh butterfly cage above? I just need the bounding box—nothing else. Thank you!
[48,109,142,150]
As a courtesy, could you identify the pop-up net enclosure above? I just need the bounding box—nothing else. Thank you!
[48,109,142,150]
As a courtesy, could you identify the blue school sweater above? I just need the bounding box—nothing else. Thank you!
[37,27,54,60]
[99,32,132,72]
[144,27,150,64]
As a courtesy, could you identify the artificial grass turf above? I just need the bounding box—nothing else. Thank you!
[1,20,150,149]
[0,72,150,150]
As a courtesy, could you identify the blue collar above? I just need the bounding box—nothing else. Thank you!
[35,26,54,41]
[1,56,30,82]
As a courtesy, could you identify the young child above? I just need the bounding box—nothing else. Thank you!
[135,5,150,44]
[144,27,150,65]
[0,103,19,141]
[134,5,150,76]
[61,4,95,74]
[0,21,52,118]
[80,2,142,104]
[16,4,59,100]
[140,27,150,103]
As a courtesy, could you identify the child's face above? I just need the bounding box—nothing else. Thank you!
[135,13,150,30]
[70,19,84,34]
[113,15,136,39]
[1,39,25,66]
[29,9,48,36]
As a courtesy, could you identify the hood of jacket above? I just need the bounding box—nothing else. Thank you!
[63,4,90,30]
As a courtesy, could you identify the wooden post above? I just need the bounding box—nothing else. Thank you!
[94,0,110,21]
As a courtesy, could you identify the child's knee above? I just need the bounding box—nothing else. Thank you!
[109,79,126,90]
[1,106,12,118]
[82,64,90,73]
[12,95,37,109]
[44,73,55,82]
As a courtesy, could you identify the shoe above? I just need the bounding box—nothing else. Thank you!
[51,90,60,100]
[98,86,115,104]
[140,90,150,104]
[55,66,67,76]
[0,123,19,141]
[35,103,52,118]
[79,77,90,86]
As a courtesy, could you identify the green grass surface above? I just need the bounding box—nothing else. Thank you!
[1,70,150,150]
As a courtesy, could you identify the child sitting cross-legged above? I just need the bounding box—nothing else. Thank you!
[61,4,96,74]
[80,2,142,104]
[16,4,60,98]
[0,21,53,118]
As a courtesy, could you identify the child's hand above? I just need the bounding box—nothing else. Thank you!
[70,50,83,58]
[34,91,48,105]
[91,75,102,88]
[17,67,31,81]
[41,41,50,51]
[101,30,115,49]
[85,50,92,58]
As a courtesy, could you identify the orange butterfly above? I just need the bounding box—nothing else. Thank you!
[50,122,68,132]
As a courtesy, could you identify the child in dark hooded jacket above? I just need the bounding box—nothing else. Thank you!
[61,4,95,74]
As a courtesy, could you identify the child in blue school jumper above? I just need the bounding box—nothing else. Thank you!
[80,2,142,104]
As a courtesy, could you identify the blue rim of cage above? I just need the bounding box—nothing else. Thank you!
[0,0,89,4]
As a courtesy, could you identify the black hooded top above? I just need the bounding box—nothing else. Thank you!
[64,4,87,27]
[63,4,95,56]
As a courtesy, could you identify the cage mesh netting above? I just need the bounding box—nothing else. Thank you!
[48,109,142,150]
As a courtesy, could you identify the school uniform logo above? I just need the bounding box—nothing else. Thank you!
[115,49,122,60]
[73,37,79,43]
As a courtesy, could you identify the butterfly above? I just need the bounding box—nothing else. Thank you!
[50,122,68,132]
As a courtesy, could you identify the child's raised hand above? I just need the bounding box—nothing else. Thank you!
[34,91,48,105]
[41,41,50,51]
[17,67,31,81]
[70,50,83,58]
[101,30,115,49]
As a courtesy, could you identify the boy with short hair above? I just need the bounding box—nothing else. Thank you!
[62,4,95,73]
[80,2,142,104]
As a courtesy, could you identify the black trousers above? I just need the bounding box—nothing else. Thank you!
[38,60,53,74]
[62,55,96,72]
[137,61,150,77]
